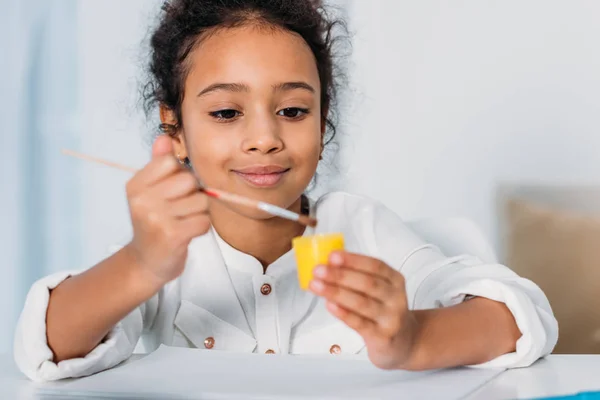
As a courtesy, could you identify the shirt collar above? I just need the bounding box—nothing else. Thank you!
[211,195,315,278]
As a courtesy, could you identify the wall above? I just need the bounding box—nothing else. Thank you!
[77,0,161,267]
[341,0,600,251]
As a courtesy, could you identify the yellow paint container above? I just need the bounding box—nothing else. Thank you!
[292,233,345,290]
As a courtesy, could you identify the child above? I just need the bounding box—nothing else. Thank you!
[15,0,557,382]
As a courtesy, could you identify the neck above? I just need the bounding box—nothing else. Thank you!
[209,196,306,271]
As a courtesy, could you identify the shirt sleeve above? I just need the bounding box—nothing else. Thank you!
[365,199,558,369]
[13,263,159,382]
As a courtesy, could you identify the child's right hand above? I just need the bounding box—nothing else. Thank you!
[124,135,210,288]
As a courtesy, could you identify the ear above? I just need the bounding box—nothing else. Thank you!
[320,107,328,159]
[320,106,328,136]
[159,105,187,160]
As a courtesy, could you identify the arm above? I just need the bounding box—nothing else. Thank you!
[14,136,210,382]
[308,196,556,370]
[310,251,546,371]
[48,136,209,362]
[407,296,521,370]
[47,245,161,362]
[376,200,556,368]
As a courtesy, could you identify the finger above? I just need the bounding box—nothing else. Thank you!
[170,192,209,218]
[128,156,181,195]
[150,171,200,201]
[313,265,394,302]
[176,214,211,241]
[325,301,378,337]
[310,280,385,321]
[328,299,404,341]
[152,135,175,159]
[329,251,397,285]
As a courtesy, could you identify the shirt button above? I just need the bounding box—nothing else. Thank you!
[330,344,341,355]
[260,283,272,296]
[204,337,215,349]
[265,349,276,354]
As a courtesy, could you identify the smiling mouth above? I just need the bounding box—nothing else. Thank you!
[232,166,291,188]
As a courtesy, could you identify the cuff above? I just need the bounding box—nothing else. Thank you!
[441,278,554,369]
[13,271,136,382]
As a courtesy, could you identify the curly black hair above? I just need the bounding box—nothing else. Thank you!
[142,0,347,148]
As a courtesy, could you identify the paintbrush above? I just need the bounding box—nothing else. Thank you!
[61,149,318,228]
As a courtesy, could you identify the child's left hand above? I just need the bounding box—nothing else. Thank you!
[309,251,420,370]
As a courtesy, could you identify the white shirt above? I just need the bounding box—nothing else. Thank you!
[214,229,299,353]
[14,192,558,382]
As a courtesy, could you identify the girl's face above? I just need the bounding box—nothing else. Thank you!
[168,25,323,216]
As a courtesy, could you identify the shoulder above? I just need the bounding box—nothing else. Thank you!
[314,191,410,230]
[313,191,423,255]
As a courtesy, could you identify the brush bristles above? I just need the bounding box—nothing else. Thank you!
[298,215,318,228]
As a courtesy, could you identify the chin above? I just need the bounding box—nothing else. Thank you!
[215,188,304,221]
[214,201,278,222]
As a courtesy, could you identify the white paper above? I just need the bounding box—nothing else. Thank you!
[36,346,504,399]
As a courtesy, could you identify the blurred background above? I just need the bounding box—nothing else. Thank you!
[1,0,600,354]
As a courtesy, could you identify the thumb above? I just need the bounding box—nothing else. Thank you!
[152,135,174,159]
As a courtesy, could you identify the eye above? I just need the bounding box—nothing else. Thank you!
[209,109,241,121]
[277,107,310,119]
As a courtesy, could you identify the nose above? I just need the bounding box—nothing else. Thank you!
[241,115,284,155]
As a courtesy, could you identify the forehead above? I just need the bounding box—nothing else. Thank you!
[184,24,321,90]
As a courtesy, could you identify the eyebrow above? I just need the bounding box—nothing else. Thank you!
[197,81,316,98]
[273,81,316,94]
[197,83,249,97]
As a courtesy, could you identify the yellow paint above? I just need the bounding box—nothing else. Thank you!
[292,233,345,290]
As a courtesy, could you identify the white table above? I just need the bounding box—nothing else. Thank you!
[1,354,599,399]
[468,355,600,399]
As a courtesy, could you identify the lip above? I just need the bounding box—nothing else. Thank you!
[233,165,289,174]
[232,165,291,188]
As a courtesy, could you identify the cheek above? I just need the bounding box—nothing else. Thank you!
[181,120,232,185]
[282,125,321,192]
[286,120,322,165]
[190,137,232,185]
